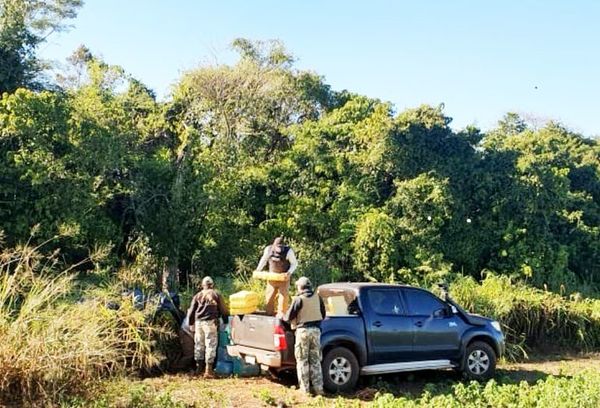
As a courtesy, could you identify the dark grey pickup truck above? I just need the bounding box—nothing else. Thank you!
[227,282,505,392]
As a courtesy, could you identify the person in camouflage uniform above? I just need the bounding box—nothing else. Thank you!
[282,276,326,395]
[188,276,228,378]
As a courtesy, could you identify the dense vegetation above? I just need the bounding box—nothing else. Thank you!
[1,33,598,293]
[0,239,168,404]
[1,0,599,404]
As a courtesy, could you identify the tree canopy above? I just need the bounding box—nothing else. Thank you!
[0,31,599,293]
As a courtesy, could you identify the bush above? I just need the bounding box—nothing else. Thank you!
[449,274,600,357]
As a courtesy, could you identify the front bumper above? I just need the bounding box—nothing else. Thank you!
[496,332,506,358]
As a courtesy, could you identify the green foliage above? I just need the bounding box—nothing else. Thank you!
[0,0,83,93]
[353,209,399,282]
[450,274,600,355]
[1,37,599,294]
[371,371,600,408]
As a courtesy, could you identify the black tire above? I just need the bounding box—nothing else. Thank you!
[322,347,360,393]
[462,341,497,381]
[267,367,280,380]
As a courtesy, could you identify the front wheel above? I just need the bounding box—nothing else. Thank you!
[462,341,497,381]
[322,347,359,393]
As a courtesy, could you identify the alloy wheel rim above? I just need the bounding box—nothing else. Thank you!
[329,356,351,384]
[467,349,490,374]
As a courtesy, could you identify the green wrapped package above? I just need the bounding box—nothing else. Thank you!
[217,345,233,362]
[218,330,230,347]
[232,357,260,377]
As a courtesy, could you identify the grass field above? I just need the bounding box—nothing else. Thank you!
[62,353,600,408]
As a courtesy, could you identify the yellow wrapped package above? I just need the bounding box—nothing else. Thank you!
[229,290,259,315]
[252,271,289,282]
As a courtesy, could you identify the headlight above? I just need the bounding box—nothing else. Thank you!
[491,321,502,332]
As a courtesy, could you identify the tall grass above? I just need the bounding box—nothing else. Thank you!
[449,274,600,359]
[0,241,168,405]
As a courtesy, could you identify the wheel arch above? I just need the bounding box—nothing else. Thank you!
[321,334,366,367]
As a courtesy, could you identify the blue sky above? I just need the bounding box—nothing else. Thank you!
[40,1,600,136]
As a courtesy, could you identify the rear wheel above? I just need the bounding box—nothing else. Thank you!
[322,347,359,393]
[463,341,496,381]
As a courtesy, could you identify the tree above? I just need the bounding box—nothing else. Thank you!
[0,0,82,93]
[147,39,340,281]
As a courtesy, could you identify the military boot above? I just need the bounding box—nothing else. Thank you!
[204,363,216,379]
[194,360,205,376]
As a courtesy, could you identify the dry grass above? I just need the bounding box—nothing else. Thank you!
[0,240,169,405]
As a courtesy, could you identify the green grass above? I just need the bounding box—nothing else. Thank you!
[62,362,600,408]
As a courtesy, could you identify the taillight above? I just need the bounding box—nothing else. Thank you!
[273,325,287,351]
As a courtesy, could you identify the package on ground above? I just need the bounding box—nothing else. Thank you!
[217,345,233,362]
[215,360,233,376]
[229,290,259,315]
[252,271,288,282]
[218,329,230,347]
[232,356,260,377]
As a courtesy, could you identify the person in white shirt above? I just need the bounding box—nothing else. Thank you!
[255,236,298,315]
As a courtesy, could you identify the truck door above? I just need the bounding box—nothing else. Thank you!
[401,288,463,361]
[364,288,414,364]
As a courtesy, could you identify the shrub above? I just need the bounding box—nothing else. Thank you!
[449,274,600,357]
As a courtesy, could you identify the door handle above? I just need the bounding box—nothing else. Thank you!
[373,321,382,327]
[414,321,423,328]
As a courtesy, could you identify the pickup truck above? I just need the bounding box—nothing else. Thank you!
[227,282,505,392]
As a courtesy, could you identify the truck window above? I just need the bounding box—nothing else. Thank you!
[403,288,445,316]
[368,289,405,316]
[318,288,359,316]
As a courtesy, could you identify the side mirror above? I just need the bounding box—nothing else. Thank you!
[450,305,458,314]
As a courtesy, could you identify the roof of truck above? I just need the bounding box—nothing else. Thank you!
[318,282,414,291]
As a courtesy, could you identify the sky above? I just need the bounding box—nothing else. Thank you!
[39,1,600,136]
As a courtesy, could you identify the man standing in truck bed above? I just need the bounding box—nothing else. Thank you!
[282,276,326,395]
[255,236,298,315]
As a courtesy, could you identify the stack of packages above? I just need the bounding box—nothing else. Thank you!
[214,290,261,376]
[229,290,260,315]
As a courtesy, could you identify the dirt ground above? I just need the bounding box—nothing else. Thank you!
[109,352,600,407]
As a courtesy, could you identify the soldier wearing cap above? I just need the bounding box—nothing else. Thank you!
[188,276,228,378]
[282,276,326,395]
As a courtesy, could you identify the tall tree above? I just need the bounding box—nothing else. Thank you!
[0,0,83,93]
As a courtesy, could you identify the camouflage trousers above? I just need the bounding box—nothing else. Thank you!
[194,320,218,364]
[294,327,323,394]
